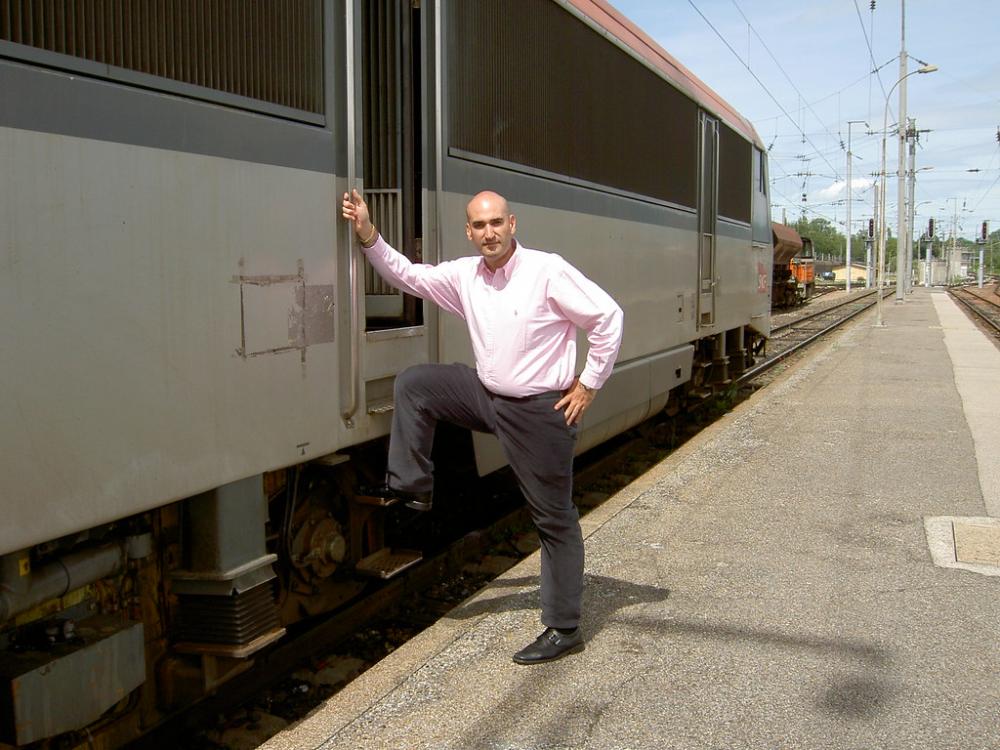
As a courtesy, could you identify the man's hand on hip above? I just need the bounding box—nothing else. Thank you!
[555,379,596,426]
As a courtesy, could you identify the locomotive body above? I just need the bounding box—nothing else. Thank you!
[771,222,815,308]
[0,1,771,745]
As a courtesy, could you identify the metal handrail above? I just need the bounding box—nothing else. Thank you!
[341,1,360,426]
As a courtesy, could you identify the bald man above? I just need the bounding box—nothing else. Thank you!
[342,189,623,664]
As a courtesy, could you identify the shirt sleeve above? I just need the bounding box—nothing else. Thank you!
[546,257,624,390]
[362,235,466,320]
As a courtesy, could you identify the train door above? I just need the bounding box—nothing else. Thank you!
[697,112,719,327]
[361,0,422,329]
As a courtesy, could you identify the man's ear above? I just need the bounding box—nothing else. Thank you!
[510,214,517,235]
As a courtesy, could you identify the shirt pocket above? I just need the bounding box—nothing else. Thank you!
[521,305,556,352]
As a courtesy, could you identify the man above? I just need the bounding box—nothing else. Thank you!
[341,189,623,664]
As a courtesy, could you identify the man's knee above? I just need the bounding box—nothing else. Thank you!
[394,363,439,402]
[530,504,581,539]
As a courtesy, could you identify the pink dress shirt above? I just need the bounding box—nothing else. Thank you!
[363,237,624,397]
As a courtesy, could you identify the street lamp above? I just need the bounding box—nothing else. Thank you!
[876,63,937,327]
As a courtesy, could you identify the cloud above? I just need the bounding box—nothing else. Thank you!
[815,178,874,201]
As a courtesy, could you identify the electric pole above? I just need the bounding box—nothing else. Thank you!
[925,217,934,286]
[949,199,959,284]
[845,121,867,292]
[895,0,908,302]
[905,118,916,293]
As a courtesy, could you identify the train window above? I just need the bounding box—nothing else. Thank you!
[446,0,698,208]
[757,148,768,194]
[751,146,771,243]
[718,124,752,223]
[0,1,323,117]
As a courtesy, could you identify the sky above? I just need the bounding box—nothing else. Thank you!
[609,0,1000,241]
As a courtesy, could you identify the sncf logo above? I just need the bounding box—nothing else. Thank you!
[757,262,769,294]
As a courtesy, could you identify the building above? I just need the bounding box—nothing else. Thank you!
[832,265,872,285]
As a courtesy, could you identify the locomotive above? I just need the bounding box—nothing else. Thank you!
[0,1,772,745]
[771,222,816,308]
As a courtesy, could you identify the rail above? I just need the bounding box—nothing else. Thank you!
[738,289,889,385]
[948,287,1000,336]
[770,288,878,335]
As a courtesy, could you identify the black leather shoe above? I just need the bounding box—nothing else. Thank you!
[357,483,433,511]
[512,627,584,665]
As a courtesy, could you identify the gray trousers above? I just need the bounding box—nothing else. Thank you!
[388,363,583,629]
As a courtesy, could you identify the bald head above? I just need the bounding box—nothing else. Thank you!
[465,190,517,270]
[466,191,510,221]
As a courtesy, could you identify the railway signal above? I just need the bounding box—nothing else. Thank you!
[977,221,988,288]
[865,218,875,289]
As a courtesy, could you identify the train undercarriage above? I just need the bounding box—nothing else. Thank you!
[0,319,766,749]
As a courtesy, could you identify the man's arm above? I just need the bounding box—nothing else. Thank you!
[549,259,624,425]
[341,189,464,317]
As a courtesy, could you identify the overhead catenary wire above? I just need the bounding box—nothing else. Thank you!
[852,0,891,120]
[729,0,844,160]
[970,151,1000,213]
[685,0,842,182]
[685,2,903,228]
[682,2,997,228]
[752,56,897,127]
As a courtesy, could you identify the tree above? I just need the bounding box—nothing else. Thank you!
[792,217,845,260]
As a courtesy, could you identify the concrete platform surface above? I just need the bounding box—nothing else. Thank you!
[261,288,1000,750]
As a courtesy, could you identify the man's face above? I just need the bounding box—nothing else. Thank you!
[466,192,516,269]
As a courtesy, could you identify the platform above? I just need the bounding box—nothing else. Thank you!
[261,287,1000,750]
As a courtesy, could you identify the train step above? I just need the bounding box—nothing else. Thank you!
[366,398,395,415]
[356,548,423,579]
[354,492,400,507]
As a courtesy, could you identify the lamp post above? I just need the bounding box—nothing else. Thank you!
[875,63,937,327]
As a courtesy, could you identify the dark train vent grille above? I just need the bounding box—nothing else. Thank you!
[362,0,404,298]
[173,582,280,646]
[0,0,324,114]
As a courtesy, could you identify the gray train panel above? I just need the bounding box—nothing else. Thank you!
[0,127,349,555]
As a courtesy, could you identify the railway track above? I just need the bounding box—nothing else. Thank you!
[740,288,885,385]
[949,284,1000,340]
[809,284,844,299]
[140,289,885,749]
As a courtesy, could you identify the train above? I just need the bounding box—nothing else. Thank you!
[0,1,773,746]
[771,222,816,308]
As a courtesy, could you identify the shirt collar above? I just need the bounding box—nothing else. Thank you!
[479,240,521,281]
